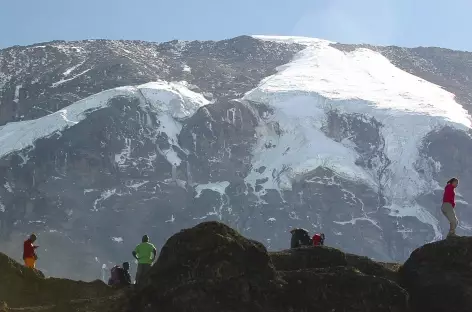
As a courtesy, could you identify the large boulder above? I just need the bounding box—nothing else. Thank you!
[399,236,472,312]
[132,221,282,312]
[129,221,409,312]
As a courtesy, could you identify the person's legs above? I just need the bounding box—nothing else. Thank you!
[24,257,36,268]
[442,203,458,236]
[140,264,151,283]
[452,212,459,234]
[135,263,143,285]
[135,263,152,285]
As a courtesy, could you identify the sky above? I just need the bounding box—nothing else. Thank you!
[1,0,472,51]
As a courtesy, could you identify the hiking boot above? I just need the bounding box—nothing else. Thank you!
[447,232,458,238]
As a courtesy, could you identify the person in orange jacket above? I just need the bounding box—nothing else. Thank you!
[23,234,39,268]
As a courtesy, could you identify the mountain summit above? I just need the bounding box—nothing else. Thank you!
[1,35,472,280]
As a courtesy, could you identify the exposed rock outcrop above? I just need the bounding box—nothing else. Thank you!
[399,236,472,312]
[129,221,409,312]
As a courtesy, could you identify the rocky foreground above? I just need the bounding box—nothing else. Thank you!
[2,221,472,312]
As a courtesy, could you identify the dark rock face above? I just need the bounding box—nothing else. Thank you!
[1,36,472,281]
[130,221,409,312]
[399,236,472,312]
[179,99,258,183]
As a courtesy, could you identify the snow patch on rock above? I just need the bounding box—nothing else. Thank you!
[195,181,230,198]
[111,237,123,243]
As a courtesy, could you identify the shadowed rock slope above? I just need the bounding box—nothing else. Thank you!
[399,236,472,312]
[3,221,472,312]
[0,252,123,312]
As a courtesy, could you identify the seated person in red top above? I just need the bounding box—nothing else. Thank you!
[23,234,39,268]
[312,233,325,246]
[442,177,459,238]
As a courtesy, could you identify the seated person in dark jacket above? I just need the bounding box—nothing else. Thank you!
[108,262,132,287]
[290,228,312,248]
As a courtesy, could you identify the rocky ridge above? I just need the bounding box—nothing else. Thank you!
[2,221,472,312]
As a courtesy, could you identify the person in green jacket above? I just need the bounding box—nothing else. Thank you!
[132,235,157,285]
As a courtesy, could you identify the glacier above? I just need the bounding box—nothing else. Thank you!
[245,35,472,239]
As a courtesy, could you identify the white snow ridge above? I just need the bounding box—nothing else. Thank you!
[0,81,209,161]
[247,35,472,238]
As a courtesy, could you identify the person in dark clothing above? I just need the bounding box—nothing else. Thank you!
[120,262,132,285]
[108,262,132,287]
[290,228,312,248]
[442,177,459,238]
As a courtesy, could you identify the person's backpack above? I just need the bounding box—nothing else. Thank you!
[299,229,311,246]
[108,265,121,286]
[290,228,311,248]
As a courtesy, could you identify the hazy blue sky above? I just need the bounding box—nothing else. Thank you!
[1,0,471,50]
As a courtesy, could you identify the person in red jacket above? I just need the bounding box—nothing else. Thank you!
[23,234,39,269]
[312,233,325,246]
[442,178,459,238]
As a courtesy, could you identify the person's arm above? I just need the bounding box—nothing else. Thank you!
[30,243,38,259]
[452,188,456,208]
[125,272,132,285]
[132,244,140,260]
[152,247,157,260]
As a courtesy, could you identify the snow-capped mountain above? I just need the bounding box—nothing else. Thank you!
[1,35,472,280]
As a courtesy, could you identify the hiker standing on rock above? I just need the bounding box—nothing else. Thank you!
[132,235,157,285]
[442,177,459,238]
[23,234,39,269]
